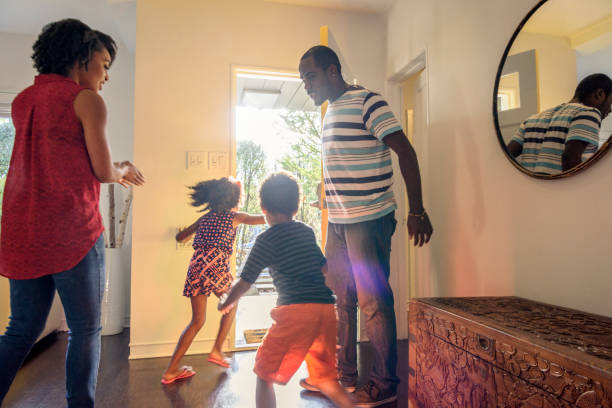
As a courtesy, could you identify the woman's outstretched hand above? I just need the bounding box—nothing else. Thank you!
[116,161,145,188]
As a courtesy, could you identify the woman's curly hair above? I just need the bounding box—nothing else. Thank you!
[32,18,117,76]
[189,177,241,213]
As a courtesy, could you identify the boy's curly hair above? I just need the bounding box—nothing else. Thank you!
[259,171,301,216]
[32,19,117,76]
[189,177,241,213]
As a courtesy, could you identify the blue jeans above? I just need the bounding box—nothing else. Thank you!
[325,211,399,393]
[0,234,105,408]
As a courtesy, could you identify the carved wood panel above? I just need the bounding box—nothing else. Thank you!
[411,325,572,407]
[409,298,612,408]
[427,297,612,362]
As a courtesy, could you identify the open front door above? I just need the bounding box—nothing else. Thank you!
[319,26,329,249]
[318,25,358,250]
[319,26,357,252]
[230,66,321,350]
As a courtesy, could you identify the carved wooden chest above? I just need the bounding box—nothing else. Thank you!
[408,297,612,407]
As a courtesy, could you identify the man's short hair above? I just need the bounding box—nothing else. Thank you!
[301,45,342,75]
[574,73,612,102]
[259,171,301,216]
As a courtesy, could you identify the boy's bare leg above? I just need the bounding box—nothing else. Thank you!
[209,304,237,361]
[256,377,276,408]
[317,379,354,408]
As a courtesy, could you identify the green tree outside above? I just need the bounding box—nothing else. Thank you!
[0,120,15,179]
[234,110,321,277]
[0,119,16,219]
[235,140,267,268]
[277,110,322,242]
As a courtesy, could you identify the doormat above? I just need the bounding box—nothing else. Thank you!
[243,328,268,344]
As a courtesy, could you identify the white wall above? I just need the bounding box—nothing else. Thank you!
[131,0,387,358]
[0,32,37,93]
[0,31,136,330]
[99,40,135,328]
[511,32,577,112]
[386,0,612,318]
[577,46,612,137]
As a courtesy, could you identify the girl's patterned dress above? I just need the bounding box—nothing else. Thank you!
[183,211,236,298]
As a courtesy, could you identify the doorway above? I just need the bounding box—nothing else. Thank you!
[231,68,322,349]
[385,51,431,339]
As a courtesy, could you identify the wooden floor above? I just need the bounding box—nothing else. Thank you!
[3,330,408,407]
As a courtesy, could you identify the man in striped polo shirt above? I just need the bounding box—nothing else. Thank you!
[507,73,612,175]
[299,45,433,407]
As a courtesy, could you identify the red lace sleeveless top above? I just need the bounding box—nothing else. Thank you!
[0,74,104,279]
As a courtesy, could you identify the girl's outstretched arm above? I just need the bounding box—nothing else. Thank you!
[233,212,265,228]
[218,279,251,314]
[176,217,202,242]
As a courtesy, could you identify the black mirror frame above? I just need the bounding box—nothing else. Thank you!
[492,0,612,180]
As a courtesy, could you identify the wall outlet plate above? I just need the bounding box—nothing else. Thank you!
[208,151,228,170]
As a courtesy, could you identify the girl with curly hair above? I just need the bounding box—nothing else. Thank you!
[0,18,144,407]
[161,177,265,384]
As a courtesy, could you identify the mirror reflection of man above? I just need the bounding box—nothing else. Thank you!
[298,45,433,407]
[507,73,612,175]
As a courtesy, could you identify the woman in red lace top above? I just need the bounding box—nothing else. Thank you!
[0,19,144,407]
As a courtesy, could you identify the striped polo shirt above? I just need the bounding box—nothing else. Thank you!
[323,86,402,224]
[239,221,334,306]
[511,103,601,175]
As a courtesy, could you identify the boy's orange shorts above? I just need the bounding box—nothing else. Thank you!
[254,303,337,386]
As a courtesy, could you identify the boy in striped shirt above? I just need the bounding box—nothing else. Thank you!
[299,45,433,407]
[218,172,352,408]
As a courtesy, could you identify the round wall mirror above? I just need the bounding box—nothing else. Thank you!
[493,0,612,179]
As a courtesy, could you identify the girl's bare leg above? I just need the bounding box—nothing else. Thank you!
[209,303,237,361]
[162,295,207,380]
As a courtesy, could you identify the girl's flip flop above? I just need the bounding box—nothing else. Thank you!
[160,366,196,385]
[207,356,232,368]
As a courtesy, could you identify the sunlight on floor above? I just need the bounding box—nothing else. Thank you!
[235,294,278,348]
[212,350,335,408]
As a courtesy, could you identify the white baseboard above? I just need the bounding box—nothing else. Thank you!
[129,338,217,360]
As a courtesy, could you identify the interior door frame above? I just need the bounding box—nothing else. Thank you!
[385,49,430,339]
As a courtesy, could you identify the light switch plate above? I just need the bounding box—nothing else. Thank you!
[186,151,207,169]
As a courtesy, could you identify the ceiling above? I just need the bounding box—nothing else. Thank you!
[0,0,396,52]
[521,0,612,54]
[0,0,136,51]
[0,0,393,53]
[263,0,396,14]
[237,74,317,111]
[523,0,612,37]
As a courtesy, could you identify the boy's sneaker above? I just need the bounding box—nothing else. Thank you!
[299,378,356,393]
[351,381,397,407]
